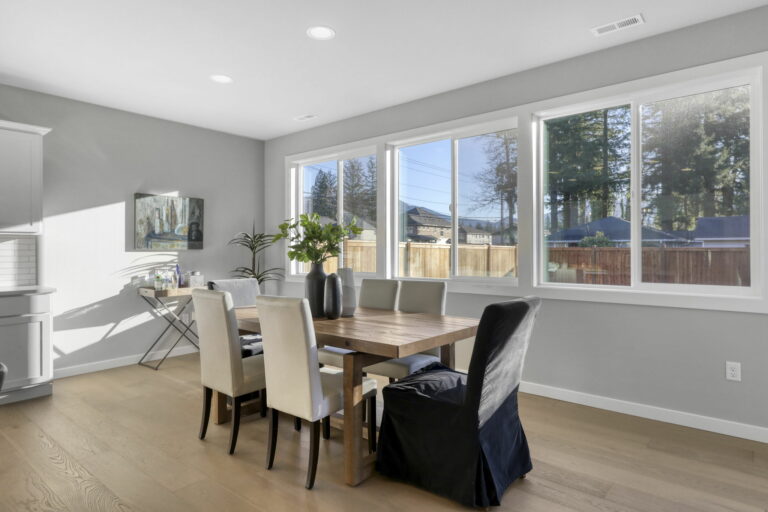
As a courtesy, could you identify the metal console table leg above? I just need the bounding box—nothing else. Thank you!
[139,294,199,370]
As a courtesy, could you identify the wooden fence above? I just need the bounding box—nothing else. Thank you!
[306,242,749,287]
[547,247,750,287]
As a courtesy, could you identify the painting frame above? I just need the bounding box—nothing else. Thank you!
[133,193,204,251]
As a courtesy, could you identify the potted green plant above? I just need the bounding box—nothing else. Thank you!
[228,225,284,284]
[275,213,361,317]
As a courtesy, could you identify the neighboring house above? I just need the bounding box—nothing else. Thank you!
[459,226,492,245]
[692,215,750,247]
[404,207,493,244]
[405,207,451,243]
[547,216,685,247]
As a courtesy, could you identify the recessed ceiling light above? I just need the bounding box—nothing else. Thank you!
[306,26,336,41]
[294,114,319,122]
[209,74,233,84]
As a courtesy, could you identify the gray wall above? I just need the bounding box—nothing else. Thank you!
[0,84,264,372]
[264,7,768,428]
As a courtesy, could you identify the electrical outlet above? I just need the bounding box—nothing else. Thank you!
[725,361,741,382]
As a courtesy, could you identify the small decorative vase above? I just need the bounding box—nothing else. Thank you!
[324,273,342,320]
[338,267,356,317]
[305,263,327,318]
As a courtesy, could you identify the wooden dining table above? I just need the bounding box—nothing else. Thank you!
[231,305,480,486]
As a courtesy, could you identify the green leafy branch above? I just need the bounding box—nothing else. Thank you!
[274,213,362,264]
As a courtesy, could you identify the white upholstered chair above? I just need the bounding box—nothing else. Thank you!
[192,289,267,455]
[208,278,261,307]
[208,278,263,357]
[256,295,377,489]
[364,280,447,381]
[317,279,400,368]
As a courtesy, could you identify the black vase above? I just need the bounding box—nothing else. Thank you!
[324,273,343,320]
[305,263,327,318]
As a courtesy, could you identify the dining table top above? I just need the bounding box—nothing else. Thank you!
[235,306,479,359]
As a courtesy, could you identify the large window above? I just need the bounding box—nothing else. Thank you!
[641,86,751,286]
[398,139,452,278]
[299,154,377,274]
[457,131,518,277]
[397,128,518,279]
[543,106,631,285]
[540,82,753,290]
[288,59,762,311]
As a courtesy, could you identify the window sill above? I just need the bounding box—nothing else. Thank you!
[283,274,767,314]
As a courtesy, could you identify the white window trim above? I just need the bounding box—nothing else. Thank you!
[282,51,768,313]
[532,66,762,308]
[391,117,519,285]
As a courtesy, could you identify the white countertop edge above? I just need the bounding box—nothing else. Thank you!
[0,286,57,297]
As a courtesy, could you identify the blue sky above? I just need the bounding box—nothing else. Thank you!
[303,134,508,224]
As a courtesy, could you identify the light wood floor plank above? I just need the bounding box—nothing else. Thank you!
[1,422,135,512]
[0,353,765,512]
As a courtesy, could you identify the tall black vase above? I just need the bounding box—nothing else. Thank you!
[324,273,342,320]
[305,263,327,318]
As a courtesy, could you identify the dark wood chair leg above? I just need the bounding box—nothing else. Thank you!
[260,388,268,417]
[294,417,302,431]
[306,420,321,489]
[228,396,242,455]
[199,387,212,440]
[322,416,331,440]
[367,395,376,453]
[266,408,279,469]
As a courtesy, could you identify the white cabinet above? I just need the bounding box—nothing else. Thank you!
[0,120,51,233]
[0,288,54,404]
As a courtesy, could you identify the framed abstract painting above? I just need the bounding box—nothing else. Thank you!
[134,193,204,250]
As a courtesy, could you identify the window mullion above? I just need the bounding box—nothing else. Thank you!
[451,138,459,278]
[337,159,344,268]
[630,101,642,289]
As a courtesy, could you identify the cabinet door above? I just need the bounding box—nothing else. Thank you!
[0,314,51,391]
[0,129,43,233]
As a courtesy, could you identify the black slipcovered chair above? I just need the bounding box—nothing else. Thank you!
[0,362,6,391]
[376,297,541,508]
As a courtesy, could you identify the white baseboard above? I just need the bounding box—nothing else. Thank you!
[520,380,768,444]
[53,345,198,379]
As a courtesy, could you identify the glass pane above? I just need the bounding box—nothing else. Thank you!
[301,160,338,273]
[457,130,518,277]
[342,155,377,273]
[543,105,632,285]
[398,139,452,278]
[641,86,750,286]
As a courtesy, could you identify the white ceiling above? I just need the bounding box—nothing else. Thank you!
[1,0,767,140]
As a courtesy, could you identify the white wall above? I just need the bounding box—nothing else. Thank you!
[0,84,264,374]
[264,7,768,435]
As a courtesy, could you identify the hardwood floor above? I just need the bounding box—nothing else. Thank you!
[1,353,766,511]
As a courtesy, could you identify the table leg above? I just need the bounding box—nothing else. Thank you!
[343,352,373,486]
[440,343,455,369]
[213,391,229,424]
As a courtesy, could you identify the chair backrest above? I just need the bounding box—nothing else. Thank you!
[255,296,325,421]
[192,289,244,396]
[397,280,447,356]
[359,279,400,310]
[208,278,261,307]
[465,297,541,428]
[398,280,446,315]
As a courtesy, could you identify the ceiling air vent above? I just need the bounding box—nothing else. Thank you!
[591,14,645,37]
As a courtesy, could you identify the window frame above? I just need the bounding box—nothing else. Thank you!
[390,118,519,284]
[283,52,768,313]
[533,68,762,299]
[288,145,378,278]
